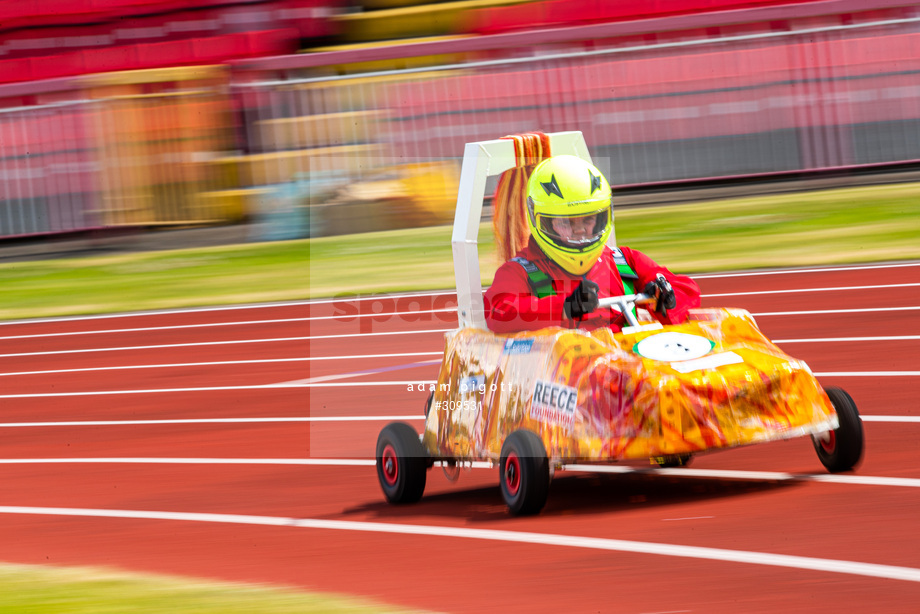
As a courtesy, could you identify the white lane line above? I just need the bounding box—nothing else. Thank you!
[0,381,432,396]
[694,262,920,279]
[310,283,920,310]
[304,299,920,322]
[6,298,918,341]
[0,301,914,342]
[0,353,442,378]
[662,516,714,522]
[307,307,456,322]
[0,302,314,326]
[0,318,314,341]
[0,309,455,339]
[752,306,920,317]
[861,415,920,423]
[2,457,920,491]
[0,377,436,397]
[705,282,920,298]
[0,416,424,427]
[0,458,375,466]
[3,300,916,347]
[0,330,912,361]
[2,458,919,490]
[0,294,455,328]
[0,300,920,348]
[0,385,313,398]
[562,465,920,488]
[3,370,916,397]
[0,356,910,380]
[776,336,920,344]
[287,360,441,385]
[300,328,454,341]
[0,358,309,377]
[0,505,918,583]
[1,300,914,341]
[0,330,452,357]
[815,372,920,377]
[0,294,456,328]
[0,337,313,359]
[0,415,913,428]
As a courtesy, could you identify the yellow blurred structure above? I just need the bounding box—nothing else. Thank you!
[81,66,238,227]
[332,0,532,43]
[57,65,463,237]
[301,36,470,75]
[254,110,383,149]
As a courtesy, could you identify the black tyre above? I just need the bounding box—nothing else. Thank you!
[653,453,692,468]
[813,387,864,473]
[376,422,428,504]
[499,430,550,516]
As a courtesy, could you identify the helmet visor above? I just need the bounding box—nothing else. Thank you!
[537,206,610,250]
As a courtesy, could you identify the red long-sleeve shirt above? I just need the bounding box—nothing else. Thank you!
[484,238,701,333]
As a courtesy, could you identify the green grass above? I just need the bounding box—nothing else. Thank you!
[2,182,919,321]
[0,563,426,613]
[0,240,310,320]
[309,182,920,297]
[612,183,920,272]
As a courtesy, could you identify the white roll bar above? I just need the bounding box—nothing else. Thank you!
[452,131,611,329]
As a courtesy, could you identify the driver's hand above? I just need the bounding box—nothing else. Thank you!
[564,279,600,320]
[643,274,676,316]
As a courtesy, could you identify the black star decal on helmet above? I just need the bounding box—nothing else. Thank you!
[540,174,563,199]
[589,170,602,194]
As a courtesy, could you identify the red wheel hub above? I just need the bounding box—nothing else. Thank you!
[819,431,837,454]
[504,452,521,496]
[382,444,399,486]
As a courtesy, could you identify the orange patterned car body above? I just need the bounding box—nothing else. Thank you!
[422,308,838,463]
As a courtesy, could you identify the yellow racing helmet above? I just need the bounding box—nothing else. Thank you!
[526,155,613,275]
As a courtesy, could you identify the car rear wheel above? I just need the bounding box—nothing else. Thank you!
[813,387,864,473]
[499,430,550,516]
[376,423,428,504]
[653,453,692,468]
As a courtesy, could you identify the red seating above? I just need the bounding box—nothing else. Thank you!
[0,0,341,31]
[0,0,257,30]
[0,29,300,85]
[472,0,826,34]
[0,0,342,84]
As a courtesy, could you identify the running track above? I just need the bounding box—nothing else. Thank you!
[1,262,919,612]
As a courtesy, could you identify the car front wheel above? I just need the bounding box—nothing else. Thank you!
[499,430,550,516]
[813,387,864,473]
[377,423,428,503]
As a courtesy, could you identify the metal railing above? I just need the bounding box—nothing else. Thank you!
[2,11,920,239]
[233,15,920,236]
[0,67,235,238]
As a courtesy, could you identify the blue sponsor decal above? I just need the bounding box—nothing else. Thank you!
[503,338,535,354]
[459,375,485,393]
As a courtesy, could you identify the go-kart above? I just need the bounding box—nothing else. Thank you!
[375,131,864,515]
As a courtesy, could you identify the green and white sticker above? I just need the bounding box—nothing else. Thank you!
[633,332,715,362]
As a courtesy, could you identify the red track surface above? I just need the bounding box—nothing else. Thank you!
[1,262,919,612]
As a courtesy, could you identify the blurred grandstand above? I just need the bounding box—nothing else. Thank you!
[0,0,918,244]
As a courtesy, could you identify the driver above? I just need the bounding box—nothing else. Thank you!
[484,155,701,333]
